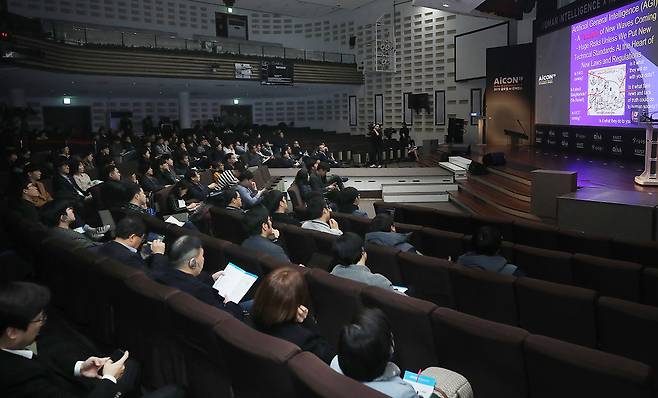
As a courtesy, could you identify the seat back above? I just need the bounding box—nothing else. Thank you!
[597,296,658,390]
[471,214,514,242]
[431,308,529,398]
[515,277,597,347]
[287,352,389,398]
[642,268,658,306]
[287,183,306,213]
[514,244,574,284]
[209,207,247,243]
[512,220,559,250]
[117,273,184,387]
[166,292,234,398]
[449,265,519,325]
[611,237,658,268]
[558,229,611,257]
[364,243,402,285]
[523,335,652,398]
[213,318,300,398]
[277,224,318,265]
[572,254,642,301]
[418,227,464,260]
[154,185,174,215]
[305,269,365,347]
[398,252,454,307]
[361,286,438,370]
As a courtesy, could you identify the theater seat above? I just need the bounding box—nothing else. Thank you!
[431,308,529,398]
[364,243,402,285]
[611,237,658,268]
[512,220,559,250]
[361,286,438,370]
[515,277,597,347]
[572,254,642,302]
[331,212,370,237]
[397,252,454,307]
[471,214,514,242]
[449,265,519,325]
[117,273,185,388]
[393,222,423,249]
[642,268,658,306]
[524,335,652,398]
[213,318,300,398]
[513,244,574,285]
[418,227,464,260]
[210,207,247,243]
[277,224,318,265]
[597,296,658,391]
[166,291,234,398]
[558,229,611,257]
[305,269,364,347]
[287,351,389,398]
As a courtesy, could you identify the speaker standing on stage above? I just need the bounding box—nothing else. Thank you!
[369,123,383,168]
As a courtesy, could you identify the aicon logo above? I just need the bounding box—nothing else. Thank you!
[562,131,569,138]
[612,146,623,154]
[494,76,523,85]
[538,74,557,85]
[593,133,602,141]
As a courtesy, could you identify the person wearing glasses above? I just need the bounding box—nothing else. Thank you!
[301,196,343,236]
[91,217,167,271]
[0,281,131,398]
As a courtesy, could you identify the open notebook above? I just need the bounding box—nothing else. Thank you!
[212,262,258,304]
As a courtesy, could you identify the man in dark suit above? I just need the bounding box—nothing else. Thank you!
[150,235,245,320]
[91,217,167,271]
[99,165,128,210]
[15,179,42,224]
[154,156,178,186]
[52,157,86,204]
[0,281,129,398]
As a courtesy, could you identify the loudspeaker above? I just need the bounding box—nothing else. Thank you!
[349,36,356,48]
[482,152,506,166]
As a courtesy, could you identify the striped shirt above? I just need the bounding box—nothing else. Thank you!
[215,170,239,190]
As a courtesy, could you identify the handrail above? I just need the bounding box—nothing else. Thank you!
[43,21,357,65]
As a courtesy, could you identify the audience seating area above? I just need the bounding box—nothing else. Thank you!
[6,208,657,398]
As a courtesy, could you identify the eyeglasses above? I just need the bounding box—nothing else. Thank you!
[31,313,47,324]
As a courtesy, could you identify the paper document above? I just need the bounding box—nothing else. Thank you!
[402,371,435,398]
[392,285,409,294]
[164,216,185,227]
[212,262,258,304]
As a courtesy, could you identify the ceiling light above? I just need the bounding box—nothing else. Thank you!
[63,97,71,105]
[443,3,450,7]
[233,98,239,105]
[227,7,233,13]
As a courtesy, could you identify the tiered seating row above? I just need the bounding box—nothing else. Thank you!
[7,211,656,398]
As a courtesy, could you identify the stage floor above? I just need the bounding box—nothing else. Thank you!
[470,145,658,193]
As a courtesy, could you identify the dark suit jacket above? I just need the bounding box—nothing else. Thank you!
[186,182,209,202]
[151,267,244,320]
[140,175,164,193]
[241,235,290,263]
[99,180,126,210]
[155,169,178,186]
[91,241,167,271]
[0,349,120,398]
[15,199,41,223]
[257,320,334,364]
[309,173,325,193]
[52,174,85,202]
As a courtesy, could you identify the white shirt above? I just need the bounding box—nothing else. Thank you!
[116,240,138,253]
[1,348,117,383]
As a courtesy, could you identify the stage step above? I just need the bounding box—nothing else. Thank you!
[487,165,533,186]
[439,162,468,180]
[457,180,541,221]
[448,190,512,219]
[469,173,531,202]
[382,182,457,203]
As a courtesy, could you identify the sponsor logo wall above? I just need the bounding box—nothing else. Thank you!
[535,124,644,159]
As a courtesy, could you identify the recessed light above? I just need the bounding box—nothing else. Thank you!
[443,3,449,7]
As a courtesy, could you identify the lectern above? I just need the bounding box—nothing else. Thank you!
[635,116,658,186]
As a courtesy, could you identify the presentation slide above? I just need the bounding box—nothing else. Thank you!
[536,0,658,127]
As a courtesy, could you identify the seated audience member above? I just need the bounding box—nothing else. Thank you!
[15,179,42,223]
[262,190,300,226]
[174,154,191,176]
[123,183,149,214]
[301,196,343,236]
[315,142,339,168]
[151,236,244,320]
[333,308,472,398]
[184,170,218,202]
[223,152,238,171]
[166,181,201,214]
[138,163,164,193]
[365,214,417,253]
[331,233,396,292]
[331,308,419,398]
[96,144,114,171]
[457,226,522,275]
[99,165,127,209]
[221,187,244,214]
[80,151,96,172]
[42,201,101,249]
[0,281,141,398]
[251,268,334,364]
[337,187,368,218]
[292,169,313,203]
[244,142,264,167]
[92,217,167,271]
[155,155,178,186]
[25,163,53,207]
[310,162,343,194]
[214,164,240,191]
[52,157,86,203]
[70,159,94,193]
[241,205,290,263]
[236,170,266,209]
